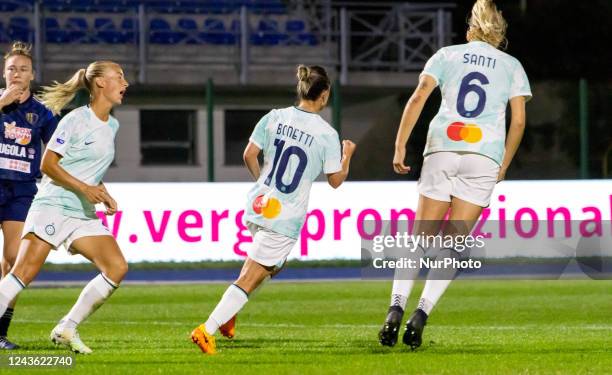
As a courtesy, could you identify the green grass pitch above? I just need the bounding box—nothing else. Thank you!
[5,280,612,374]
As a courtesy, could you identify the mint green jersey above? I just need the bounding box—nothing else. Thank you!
[244,106,342,239]
[422,41,532,165]
[30,106,119,219]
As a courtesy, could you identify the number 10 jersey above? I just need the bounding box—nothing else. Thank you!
[421,40,531,165]
[244,106,342,239]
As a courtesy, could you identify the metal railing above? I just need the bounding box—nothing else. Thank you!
[0,0,454,85]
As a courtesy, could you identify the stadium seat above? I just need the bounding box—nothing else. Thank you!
[149,18,185,45]
[95,18,125,44]
[66,17,91,43]
[177,18,200,44]
[0,22,10,43]
[44,17,68,43]
[285,19,317,46]
[70,0,94,12]
[0,1,18,12]
[200,18,234,45]
[8,17,31,42]
[251,19,287,46]
[43,0,69,12]
[121,18,138,43]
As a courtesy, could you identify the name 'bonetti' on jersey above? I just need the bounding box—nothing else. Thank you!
[276,123,315,147]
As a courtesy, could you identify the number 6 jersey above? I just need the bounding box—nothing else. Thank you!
[244,106,342,239]
[421,40,532,165]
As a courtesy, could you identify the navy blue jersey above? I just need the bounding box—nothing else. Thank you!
[0,91,58,181]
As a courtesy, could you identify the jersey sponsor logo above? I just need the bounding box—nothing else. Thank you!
[446,122,482,143]
[252,193,282,219]
[3,121,32,145]
[0,143,27,157]
[0,156,30,173]
[25,112,39,125]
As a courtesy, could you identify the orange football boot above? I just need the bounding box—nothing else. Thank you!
[191,324,216,354]
[219,315,236,339]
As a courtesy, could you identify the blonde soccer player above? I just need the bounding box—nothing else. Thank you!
[0,42,58,349]
[379,0,531,349]
[0,61,129,354]
[191,65,356,354]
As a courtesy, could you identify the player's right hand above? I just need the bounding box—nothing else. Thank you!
[102,194,118,216]
[342,140,356,158]
[81,184,107,204]
[393,147,411,174]
[0,84,24,107]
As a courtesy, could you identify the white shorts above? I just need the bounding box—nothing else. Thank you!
[246,222,296,268]
[22,208,112,254]
[417,152,500,207]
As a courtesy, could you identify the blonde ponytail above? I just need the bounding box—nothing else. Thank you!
[466,0,508,49]
[40,69,86,115]
[39,60,118,115]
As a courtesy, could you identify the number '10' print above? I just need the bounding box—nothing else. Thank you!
[264,138,308,194]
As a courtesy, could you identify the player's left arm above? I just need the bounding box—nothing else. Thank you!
[243,142,261,180]
[498,96,526,182]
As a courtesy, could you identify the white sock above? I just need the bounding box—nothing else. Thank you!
[0,274,25,317]
[390,279,412,310]
[62,274,118,329]
[418,248,460,315]
[204,284,249,335]
[418,280,452,315]
[389,242,424,310]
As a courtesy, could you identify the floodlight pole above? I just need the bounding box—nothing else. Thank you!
[207,78,215,182]
[332,79,341,137]
[579,78,589,179]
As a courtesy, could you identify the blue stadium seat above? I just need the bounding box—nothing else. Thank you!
[66,17,91,43]
[285,19,317,46]
[247,0,286,15]
[286,20,305,33]
[200,18,234,45]
[177,18,200,44]
[95,18,125,44]
[149,18,185,44]
[251,19,286,46]
[71,0,94,12]
[43,0,69,12]
[0,22,9,43]
[0,1,19,12]
[121,18,138,43]
[8,17,31,42]
[95,18,115,31]
[44,17,68,43]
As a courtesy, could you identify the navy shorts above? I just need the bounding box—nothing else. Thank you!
[0,180,37,222]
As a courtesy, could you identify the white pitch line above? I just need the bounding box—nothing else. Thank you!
[14,319,612,331]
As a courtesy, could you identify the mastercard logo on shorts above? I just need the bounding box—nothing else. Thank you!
[252,194,282,219]
[446,122,482,143]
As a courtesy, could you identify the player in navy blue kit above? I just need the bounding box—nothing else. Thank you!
[0,42,57,349]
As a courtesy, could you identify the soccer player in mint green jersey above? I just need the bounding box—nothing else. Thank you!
[0,61,129,354]
[379,0,531,350]
[192,65,356,354]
